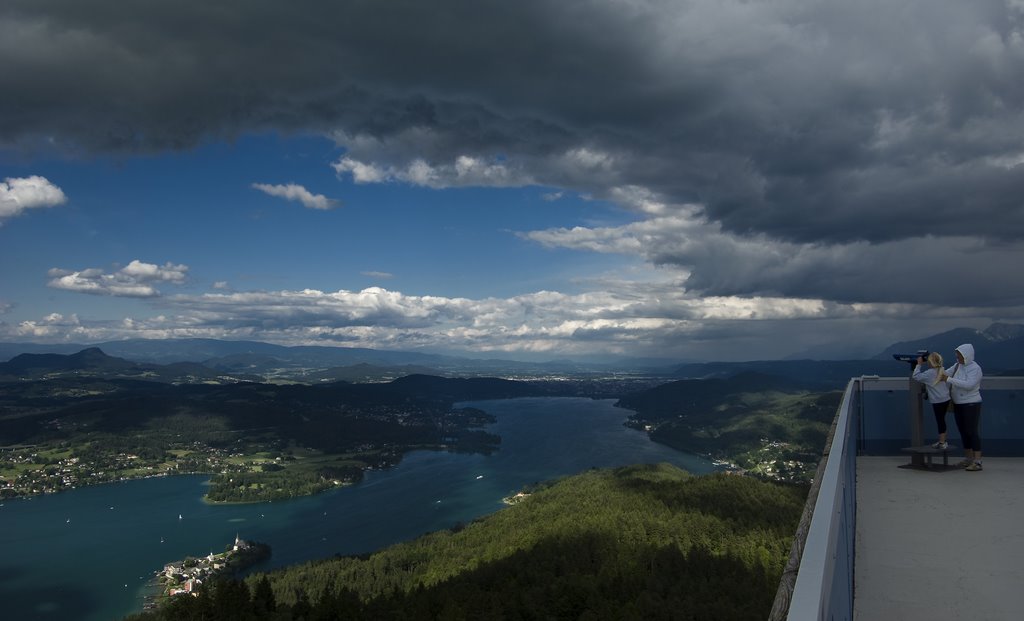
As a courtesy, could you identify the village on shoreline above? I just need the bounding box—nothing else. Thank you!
[146,534,271,609]
[0,440,379,503]
[0,442,264,499]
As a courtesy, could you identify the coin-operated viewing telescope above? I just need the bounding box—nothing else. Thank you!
[892,349,929,364]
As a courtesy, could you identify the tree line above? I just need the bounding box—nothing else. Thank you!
[125,463,807,620]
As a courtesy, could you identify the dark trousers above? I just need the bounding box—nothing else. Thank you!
[953,402,982,452]
[931,400,950,435]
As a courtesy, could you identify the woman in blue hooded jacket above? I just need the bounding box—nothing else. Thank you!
[944,343,983,470]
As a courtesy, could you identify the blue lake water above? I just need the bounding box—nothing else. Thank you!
[0,397,716,620]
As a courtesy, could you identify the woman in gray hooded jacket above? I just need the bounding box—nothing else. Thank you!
[944,343,983,470]
[913,352,951,449]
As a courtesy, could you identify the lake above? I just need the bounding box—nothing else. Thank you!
[0,397,717,620]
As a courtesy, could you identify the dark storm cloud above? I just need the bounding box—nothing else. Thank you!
[4,0,1024,307]
[0,1,615,148]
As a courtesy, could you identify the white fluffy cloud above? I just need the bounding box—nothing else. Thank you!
[47,260,189,298]
[252,183,339,210]
[0,175,67,223]
[13,313,85,340]
[333,154,531,189]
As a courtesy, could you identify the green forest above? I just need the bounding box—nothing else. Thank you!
[125,463,806,620]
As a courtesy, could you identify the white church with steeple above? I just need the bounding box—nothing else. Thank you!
[233,533,250,551]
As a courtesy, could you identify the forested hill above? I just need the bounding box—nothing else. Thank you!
[126,464,806,621]
[617,372,840,482]
[670,360,906,389]
[616,371,814,416]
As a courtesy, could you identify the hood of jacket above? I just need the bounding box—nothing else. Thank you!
[955,343,975,365]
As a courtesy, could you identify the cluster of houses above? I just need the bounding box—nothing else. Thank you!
[160,534,253,597]
[502,491,531,505]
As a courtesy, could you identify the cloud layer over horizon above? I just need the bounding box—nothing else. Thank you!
[2,1,1023,359]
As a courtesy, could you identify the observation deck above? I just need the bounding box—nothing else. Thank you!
[771,375,1024,621]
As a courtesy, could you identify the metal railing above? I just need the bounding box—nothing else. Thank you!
[771,376,1024,620]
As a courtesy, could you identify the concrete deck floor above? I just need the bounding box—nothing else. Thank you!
[854,456,1024,621]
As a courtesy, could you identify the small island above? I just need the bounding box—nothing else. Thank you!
[149,535,271,606]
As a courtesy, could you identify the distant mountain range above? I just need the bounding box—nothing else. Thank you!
[0,338,670,380]
[1,322,1022,383]
[872,322,1024,370]
[0,338,457,368]
[0,347,242,384]
[0,347,471,385]
[669,322,1024,386]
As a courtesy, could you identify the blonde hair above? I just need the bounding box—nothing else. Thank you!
[927,352,945,384]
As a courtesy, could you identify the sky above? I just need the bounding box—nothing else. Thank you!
[2,0,1024,362]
